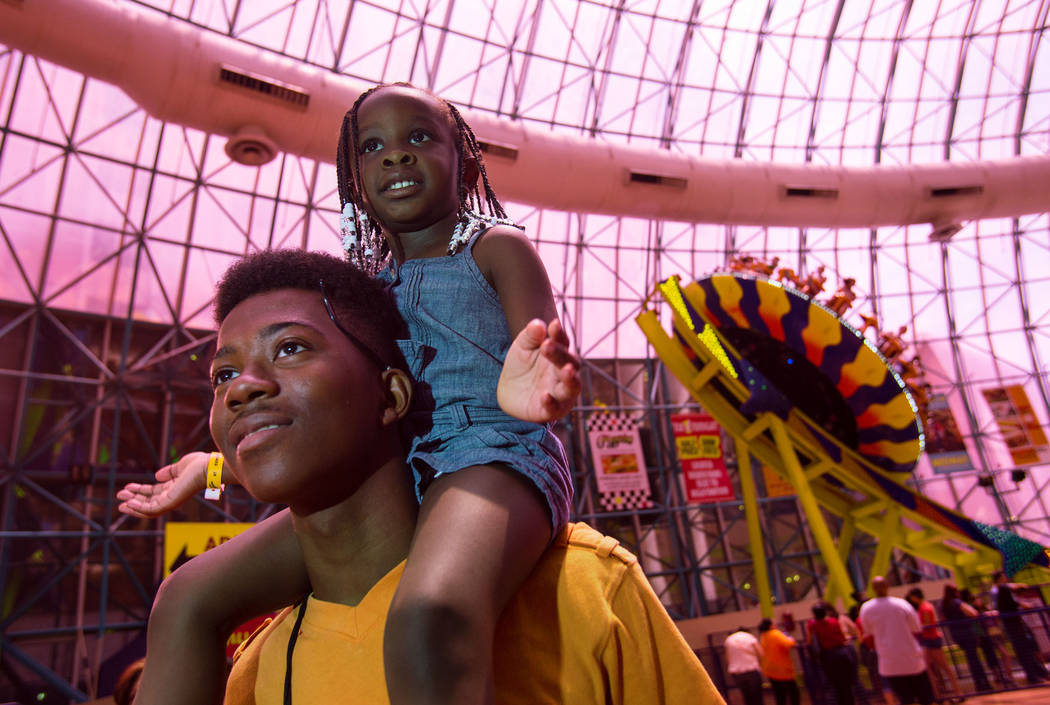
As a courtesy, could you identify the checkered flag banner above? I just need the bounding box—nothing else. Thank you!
[587,411,635,434]
[586,412,652,511]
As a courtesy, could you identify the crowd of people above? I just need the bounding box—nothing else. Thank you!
[723,574,1049,705]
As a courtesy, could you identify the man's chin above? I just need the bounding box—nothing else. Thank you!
[235,472,291,507]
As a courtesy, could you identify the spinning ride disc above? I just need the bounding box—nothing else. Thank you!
[690,274,923,474]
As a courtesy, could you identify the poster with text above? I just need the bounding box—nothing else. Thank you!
[165,522,271,657]
[761,463,796,497]
[924,393,974,473]
[587,413,652,510]
[982,385,1050,466]
[671,412,735,503]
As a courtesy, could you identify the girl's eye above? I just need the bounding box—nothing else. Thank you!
[211,368,238,388]
[276,340,308,358]
[409,129,431,144]
[360,138,381,154]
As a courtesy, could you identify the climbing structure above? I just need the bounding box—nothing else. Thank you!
[637,273,1050,613]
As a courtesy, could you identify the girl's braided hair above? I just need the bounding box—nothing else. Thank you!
[336,83,509,274]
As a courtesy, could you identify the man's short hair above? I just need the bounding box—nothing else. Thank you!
[214,249,403,369]
[758,618,773,633]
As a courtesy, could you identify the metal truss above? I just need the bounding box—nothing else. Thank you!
[2,0,1050,700]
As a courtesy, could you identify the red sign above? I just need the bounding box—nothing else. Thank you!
[671,413,735,503]
[227,613,274,659]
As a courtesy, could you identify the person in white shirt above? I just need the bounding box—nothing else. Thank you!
[725,626,764,705]
[857,577,934,705]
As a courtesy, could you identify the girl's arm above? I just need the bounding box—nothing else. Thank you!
[472,226,581,422]
[118,452,237,518]
[134,509,310,705]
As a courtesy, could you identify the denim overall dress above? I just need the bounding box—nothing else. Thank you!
[376,231,573,533]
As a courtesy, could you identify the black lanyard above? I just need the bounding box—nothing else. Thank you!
[283,598,309,705]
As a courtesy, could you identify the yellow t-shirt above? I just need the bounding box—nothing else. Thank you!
[225,522,723,705]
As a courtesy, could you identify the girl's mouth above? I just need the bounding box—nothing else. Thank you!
[383,179,420,194]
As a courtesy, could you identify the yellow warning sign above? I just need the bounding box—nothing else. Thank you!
[762,464,796,498]
[163,522,256,578]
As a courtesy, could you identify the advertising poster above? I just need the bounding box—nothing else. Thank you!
[586,412,652,510]
[924,393,974,473]
[761,463,796,498]
[982,385,1050,466]
[165,522,270,657]
[670,412,735,503]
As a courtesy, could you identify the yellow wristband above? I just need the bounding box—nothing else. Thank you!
[204,452,225,500]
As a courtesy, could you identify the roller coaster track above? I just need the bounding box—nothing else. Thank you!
[637,274,1049,612]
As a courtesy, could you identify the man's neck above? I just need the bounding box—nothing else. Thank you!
[291,458,417,606]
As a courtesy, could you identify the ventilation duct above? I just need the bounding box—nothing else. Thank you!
[217,65,310,109]
[2,0,1049,228]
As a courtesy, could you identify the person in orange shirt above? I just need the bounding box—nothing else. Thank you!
[759,618,799,705]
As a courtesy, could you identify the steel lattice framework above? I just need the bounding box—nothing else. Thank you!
[1,1,1049,701]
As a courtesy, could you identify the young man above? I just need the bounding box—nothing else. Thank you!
[724,626,763,705]
[136,250,723,705]
[758,618,799,705]
[858,576,934,705]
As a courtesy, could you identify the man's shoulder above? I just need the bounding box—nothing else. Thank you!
[861,596,910,614]
[497,522,720,704]
[510,522,650,620]
[725,631,756,646]
[551,522,638,568]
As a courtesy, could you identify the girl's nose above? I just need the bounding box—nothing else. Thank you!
[383,149,415,167]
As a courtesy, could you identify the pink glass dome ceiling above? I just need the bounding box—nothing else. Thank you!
[0,0,1048,538]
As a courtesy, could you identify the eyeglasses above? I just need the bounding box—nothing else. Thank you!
[319,279,391,371]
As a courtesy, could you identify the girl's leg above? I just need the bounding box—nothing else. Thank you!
[930,648,962,698]
[383,463,551,705]
[922,650,943,701]
[991,635,1015,683]
[959,639,990,691]
[977,635,1005,684]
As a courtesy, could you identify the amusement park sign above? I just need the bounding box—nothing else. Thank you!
[671,412,735,503]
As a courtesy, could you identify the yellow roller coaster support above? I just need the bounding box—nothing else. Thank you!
[637,277,1024,604]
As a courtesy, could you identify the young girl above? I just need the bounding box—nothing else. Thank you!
[118,83,580,705]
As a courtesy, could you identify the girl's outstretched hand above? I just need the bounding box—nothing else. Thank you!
[498,318,581,422]
[116,451,211,518]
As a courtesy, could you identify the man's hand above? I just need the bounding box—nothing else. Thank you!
[498,318,581,423]
[117,452,212,518]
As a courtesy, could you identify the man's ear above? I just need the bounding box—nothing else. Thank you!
[380,368,413,425]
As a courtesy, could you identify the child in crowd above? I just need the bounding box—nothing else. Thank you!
[118,82,580,705]
[906,587,963,702]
